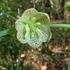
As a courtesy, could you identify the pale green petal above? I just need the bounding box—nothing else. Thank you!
[39,25,52,42]
[17,31,27,43]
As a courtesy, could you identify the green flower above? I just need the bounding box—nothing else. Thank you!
[15,8,52,48]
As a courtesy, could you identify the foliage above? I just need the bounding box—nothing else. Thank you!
[65,2,70,12]
[64,2,70,22]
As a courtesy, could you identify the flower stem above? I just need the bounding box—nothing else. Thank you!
[49,24,70,29]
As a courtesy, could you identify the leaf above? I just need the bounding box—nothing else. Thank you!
[0,29,9,38]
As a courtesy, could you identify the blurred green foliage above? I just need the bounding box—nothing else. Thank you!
[64,2,70,22]
[65,2,70,12]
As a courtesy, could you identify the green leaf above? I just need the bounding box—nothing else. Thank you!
[0,29,9,38]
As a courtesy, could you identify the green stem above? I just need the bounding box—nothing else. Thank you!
[49,24,70,29]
